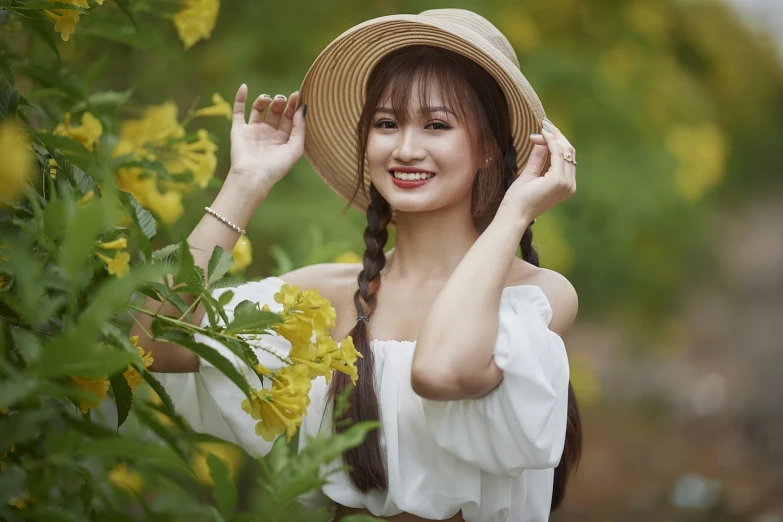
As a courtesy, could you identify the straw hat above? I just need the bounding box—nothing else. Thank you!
[299,8,546,221]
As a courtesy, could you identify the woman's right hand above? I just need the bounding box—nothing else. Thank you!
[228,84,306,193]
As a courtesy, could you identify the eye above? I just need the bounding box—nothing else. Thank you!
[373,119,397,129]
[426,121,451,130]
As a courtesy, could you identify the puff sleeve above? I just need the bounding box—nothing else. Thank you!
[419,285,570,478]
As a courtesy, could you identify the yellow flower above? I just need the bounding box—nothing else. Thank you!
[194,93,232,120]
[173,0,220,50]
[70,375,110,413]
[163,129,218,188]
[333,251,362,264]
[146,389,174,428]
[330,336,362,384]
[79,190,95,205]
[48,158,58,179]
[107,464,143,495]
[1,406,8,414]
[97,237,128,250]
[190,442,242,486]
[123,335,154,393]
[241,364,311,442]
[53,112,103,151]
[0,120,35,205]
[96,251,131,278]
[9,491,31,509]
[666,123,727,201]
[117,101,185,149]
[146,189,184,225]
[228,236,252,274]
[44,8,81,41]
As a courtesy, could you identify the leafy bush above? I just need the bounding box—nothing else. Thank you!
[0,2,378,520]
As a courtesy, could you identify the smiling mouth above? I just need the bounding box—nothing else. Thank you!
[389,170,436,181]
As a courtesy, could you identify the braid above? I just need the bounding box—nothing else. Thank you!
[327,183,391,493]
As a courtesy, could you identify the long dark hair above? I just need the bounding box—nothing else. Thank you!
[326,45,582,511]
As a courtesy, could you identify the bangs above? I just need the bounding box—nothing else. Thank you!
[378,52,477,127]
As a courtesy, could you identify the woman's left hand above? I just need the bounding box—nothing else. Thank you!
[498,119,577,228]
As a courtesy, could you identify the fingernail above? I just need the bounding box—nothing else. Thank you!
[544,118,553,124]
[542,123,553,133]
[530,133,542,138]
[261,94,271,98]
[302,104,308,118]
[275,94,287,100]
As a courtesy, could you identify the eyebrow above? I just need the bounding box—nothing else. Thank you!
[374,106,457,117]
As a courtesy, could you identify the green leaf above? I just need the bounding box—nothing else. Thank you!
[34,132,93,166]
[46,148,98,195]
[224,307,280,335]
[68,89,134,114]
[0,48,13,85]
[207,453,237,518]
[141,371,176,417]
[118,191,156,240]
[157,332,252,402]
[0,377,39,411]
[70,437,191,475]
[0,86,20,122]
[0,409,54,451]
[38,265,165,378]
[207,246,234,285]
[110,372,133,429]
[217,289,235,307]
[208,276,246,290]
[59,200,105,290]
[112,0,139,28]
[151,244,180,264]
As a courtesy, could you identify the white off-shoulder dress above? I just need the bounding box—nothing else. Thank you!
[156,276,570,522]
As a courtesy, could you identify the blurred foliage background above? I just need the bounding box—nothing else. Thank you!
[5,0,783,519]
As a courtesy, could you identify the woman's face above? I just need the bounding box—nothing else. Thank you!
[366,83,482,214]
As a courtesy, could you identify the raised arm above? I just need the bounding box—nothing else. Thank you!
[131,84,307,373]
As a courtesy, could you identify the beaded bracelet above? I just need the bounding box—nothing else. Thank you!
[204,206,246,236]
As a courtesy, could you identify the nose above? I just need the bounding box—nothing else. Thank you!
[392,126,426,163]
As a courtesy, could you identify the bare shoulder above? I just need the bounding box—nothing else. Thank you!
[278,262,361,309]
[510,262,579,336]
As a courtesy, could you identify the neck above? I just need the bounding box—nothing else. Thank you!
[384,203,480,286]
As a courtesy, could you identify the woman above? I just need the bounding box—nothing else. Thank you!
[139,9,581,522]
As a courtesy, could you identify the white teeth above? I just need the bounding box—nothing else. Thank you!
[392,171,434,180]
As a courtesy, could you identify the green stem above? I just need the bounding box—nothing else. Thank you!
[127,304,292,366]
[177,294,201,322]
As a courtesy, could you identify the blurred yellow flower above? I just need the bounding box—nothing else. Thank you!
[54,112,103,151]
[333,250,362,264]
[9,491,31,509]
[146,389,174,428]
[48,158,58,178]
[123,335,154,393]
[242,363,312,442]
[96,251,130,278]
[164,129,218,188]
[117,101,185,149]
[43,0,103,41]
[173,0,220,50]
[146,189,184,225]
[107,463,143,495]
[194,93,232,120]
[97,237,128,250]
[190,442,242,486]
[666,123,727,201]
[229,236,252,274]
[0,120,35,205]
[70,375,110,414]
